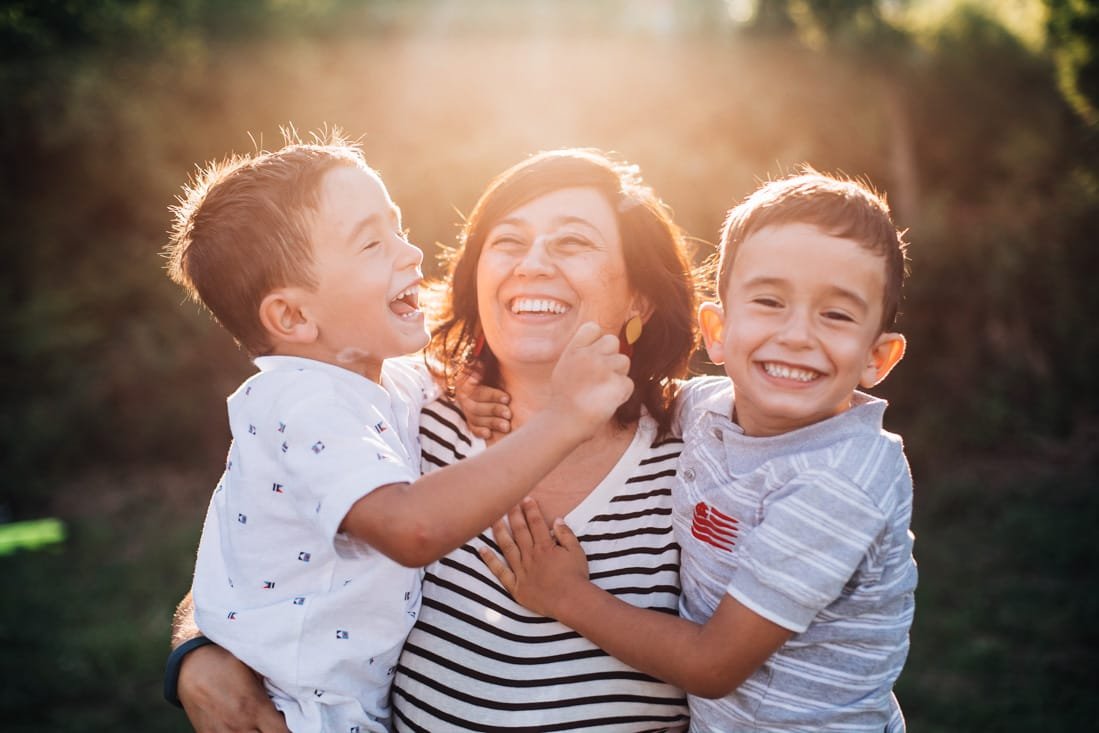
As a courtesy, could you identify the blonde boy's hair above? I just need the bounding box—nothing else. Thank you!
[165,129,370,355]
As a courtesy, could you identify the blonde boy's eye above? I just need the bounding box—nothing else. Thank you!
[823,310,855,322]
[361,240,381,252]
[752,297,782,308]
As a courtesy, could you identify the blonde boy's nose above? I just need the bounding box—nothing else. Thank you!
[399,237,424,266]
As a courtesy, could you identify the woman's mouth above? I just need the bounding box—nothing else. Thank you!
[509,297,570,315]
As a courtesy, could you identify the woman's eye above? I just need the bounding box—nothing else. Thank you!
[555,235,592,250]
[361,240,381,252]
[489,236,524,250]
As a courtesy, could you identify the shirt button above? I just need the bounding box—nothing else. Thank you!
[683,467,696,481]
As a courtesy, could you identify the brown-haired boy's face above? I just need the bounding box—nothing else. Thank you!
[700,222,904,437]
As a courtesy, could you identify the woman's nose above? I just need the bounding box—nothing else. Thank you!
[513,237,555,277]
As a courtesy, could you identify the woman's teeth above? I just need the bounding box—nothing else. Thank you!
[510,298,569,315]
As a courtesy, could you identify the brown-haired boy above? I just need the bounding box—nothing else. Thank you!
[164,131,633,731]
[485,169,918,732]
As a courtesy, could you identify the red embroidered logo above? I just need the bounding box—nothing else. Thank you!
[691,502,739,551]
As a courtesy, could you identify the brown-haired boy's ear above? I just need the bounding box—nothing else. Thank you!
[698,302,727,366]
[860,332,906,388]
[258,288,319,347]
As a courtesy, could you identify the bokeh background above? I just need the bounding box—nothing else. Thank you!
[1,0,1096,730]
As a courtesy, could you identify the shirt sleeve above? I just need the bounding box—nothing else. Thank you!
[386,355,442,409]
[277,392,418,546]
[672,376,731,438]
[727,468,888,632]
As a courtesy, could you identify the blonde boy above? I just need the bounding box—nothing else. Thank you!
[485,170,917,732]
[164,132,632,732]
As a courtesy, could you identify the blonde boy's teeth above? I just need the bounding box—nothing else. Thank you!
[511,298,568,315]
[393,286,418,305]
[763,363,819,382]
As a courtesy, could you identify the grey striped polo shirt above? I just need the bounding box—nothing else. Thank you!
[675,377,916,732]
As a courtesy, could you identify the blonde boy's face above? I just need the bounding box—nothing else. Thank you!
[700,222,905,437]
[293,165,428,378]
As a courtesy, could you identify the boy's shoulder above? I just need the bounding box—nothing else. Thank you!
[232,356,380,420]
[797,396,911,505]
[673,375,732,436]
[381,355,440,407]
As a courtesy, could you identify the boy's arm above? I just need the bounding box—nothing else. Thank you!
[481,498,793,698]
[342,322,630,568]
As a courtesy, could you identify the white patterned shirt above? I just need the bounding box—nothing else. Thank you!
[675,377,917,732]
[192,355,437,732]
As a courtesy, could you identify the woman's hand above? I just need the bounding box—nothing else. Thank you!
[480,497,590,619]
[178,643,290,733]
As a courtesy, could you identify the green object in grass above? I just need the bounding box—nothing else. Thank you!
[0,518,66,555]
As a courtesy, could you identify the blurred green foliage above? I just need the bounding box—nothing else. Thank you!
[1,0,1096,729]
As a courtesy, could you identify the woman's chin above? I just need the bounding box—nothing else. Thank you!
[494,343,565,370]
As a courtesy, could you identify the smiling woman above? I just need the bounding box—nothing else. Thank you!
[430,149,699,440]
[392,149,699,731]
[475,187,641,372]
[169,147,699,732]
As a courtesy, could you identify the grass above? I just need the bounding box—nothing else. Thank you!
[0,453,1094,731]
[0,469,205,733]
[896,454,1099,731]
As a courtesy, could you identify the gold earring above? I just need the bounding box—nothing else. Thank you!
[625,314,643,345]
[619,315,643,356]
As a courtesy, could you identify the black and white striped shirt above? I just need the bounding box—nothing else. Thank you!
[392,399,689,732]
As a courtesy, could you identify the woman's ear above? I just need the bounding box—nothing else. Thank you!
[698,302,727,365]
[258,288,318,346]
[630,294,655,324]
[860,332,906,388]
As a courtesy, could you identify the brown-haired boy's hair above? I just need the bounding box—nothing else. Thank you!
[165,130,369,356]
[717,168,910,331]
[425,148,698,438]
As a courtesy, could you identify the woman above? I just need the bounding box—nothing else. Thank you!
[172,148,699,732]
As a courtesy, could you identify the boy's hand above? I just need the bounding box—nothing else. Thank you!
[479,497,590,619]
[548,322,632,435]
[454,369,512,439]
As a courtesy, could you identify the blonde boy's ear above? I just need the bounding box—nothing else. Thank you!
[860,332,906,388]
[698,302,727,365]
[258,288,318,346]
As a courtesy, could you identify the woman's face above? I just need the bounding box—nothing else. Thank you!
[476,186,637,372]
